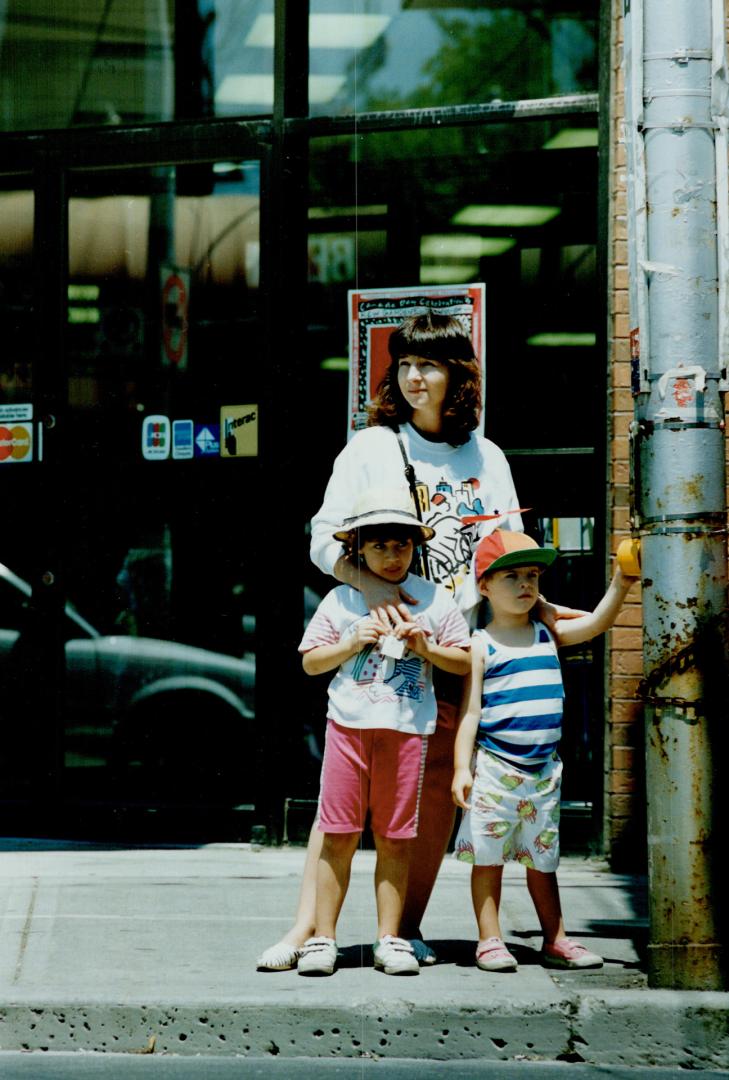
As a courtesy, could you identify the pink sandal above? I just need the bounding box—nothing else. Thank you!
[541,938,603,969]
[476,937,517,972]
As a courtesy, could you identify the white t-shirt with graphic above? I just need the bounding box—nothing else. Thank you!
[310,423,522,626]
[299,573,471,736]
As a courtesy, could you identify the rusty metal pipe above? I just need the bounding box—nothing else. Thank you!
[623,0,728,989]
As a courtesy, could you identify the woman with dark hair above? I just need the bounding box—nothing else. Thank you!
[256,311,525,972]
[370,312,482,446]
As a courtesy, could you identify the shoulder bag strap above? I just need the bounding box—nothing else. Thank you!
[393,427,431,580]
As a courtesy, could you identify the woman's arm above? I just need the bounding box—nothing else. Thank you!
[451,639,485,809]
[552,565,639,649]
[332,554,417,615]
[534,596,589,634]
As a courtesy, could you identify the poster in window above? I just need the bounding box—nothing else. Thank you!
[347,283,485,438]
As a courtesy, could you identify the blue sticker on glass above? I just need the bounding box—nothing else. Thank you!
[173,419,194,459]
[194,422,221,457]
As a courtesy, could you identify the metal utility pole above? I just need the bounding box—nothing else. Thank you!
[623,0,728,989]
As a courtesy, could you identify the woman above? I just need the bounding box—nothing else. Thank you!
[257,311,525,971]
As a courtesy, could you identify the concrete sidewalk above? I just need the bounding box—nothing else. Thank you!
[0,840,727,1068]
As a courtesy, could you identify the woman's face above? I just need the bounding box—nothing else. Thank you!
[396,355,450,424]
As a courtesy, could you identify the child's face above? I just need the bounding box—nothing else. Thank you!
[479,565,542,614]
[359,537,415,583]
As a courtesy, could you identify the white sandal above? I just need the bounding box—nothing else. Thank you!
[256,940,303,971]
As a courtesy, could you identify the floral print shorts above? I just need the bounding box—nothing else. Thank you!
[454,749,562,872]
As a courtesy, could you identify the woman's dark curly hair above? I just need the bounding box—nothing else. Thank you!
[366,311,482,446]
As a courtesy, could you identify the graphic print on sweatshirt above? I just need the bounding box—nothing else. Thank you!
[413,475,484,593]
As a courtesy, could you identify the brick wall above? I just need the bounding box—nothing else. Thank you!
[605,1,646,870]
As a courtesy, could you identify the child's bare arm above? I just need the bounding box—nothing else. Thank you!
[451,640,485,809]
[403,630,471,674]
[301,618,383,675]
[552,565,639,649]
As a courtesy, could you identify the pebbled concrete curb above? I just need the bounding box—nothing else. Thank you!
[2,992,728,1068]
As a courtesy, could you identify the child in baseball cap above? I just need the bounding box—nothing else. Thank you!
[452,527,639,973]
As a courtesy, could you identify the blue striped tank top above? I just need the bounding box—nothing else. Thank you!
[475,621,564,767]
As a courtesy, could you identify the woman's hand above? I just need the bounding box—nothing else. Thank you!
[357,573,417,626]
[334,555,417,627]
[452,766,473,810]
[535,595,589,634]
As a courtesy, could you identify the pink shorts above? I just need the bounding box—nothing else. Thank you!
[318,720,427,840]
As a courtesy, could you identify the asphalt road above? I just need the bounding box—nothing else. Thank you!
[0,1056,727,1079]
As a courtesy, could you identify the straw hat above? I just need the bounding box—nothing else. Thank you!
[333,487,435,543]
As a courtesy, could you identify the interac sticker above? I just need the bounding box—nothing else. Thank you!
[220,404,258,458]
[0,422,33,464]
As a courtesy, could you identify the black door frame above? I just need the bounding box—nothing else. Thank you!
[0,0,607,844]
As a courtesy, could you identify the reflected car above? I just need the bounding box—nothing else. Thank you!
[0,561,254,800]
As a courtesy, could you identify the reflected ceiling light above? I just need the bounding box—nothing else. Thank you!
[213,162,243,174]
[309,205,387,219]
[245,14,391,49]
[320,357,350,371]
[543,128,599,150]
[420,265,478,284]
[68,307,100,324]
[68,284,100,301]
[216,74,345,106]
[420,234,516,258]
[527,332,597,347]
[451,205,561,227]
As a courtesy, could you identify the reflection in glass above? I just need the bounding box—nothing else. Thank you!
[303,115,599,585]
[306,0,598,117]
[0,1,266,129]
[43,161,268,809]
[0,190,33,405]
[66,163,260,443]
[0,2,598,131]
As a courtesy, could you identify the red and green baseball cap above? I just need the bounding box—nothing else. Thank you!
[475,528,557,580]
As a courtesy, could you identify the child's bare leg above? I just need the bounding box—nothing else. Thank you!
[315,831,360,939]
[373,834,412,939]
[472,864,505,941]
[526,867,566,945]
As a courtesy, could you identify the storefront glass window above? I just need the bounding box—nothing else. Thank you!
[306,116,598,457]
[0,1,270,130]
[0,2,598,131]
[42,161,264,813]
[0,187,33,405]
[307,0,598,117]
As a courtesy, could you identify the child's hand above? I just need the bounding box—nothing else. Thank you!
[451,767,473,810]
[386,607,433,657]
[350,617,384,650]
[614,562,640,586]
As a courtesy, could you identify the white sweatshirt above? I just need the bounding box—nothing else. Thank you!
[310,422,522,625]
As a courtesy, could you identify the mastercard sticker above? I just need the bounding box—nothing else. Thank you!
[0,422,33,464]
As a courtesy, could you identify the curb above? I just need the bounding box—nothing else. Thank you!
[2,991,728,1068]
